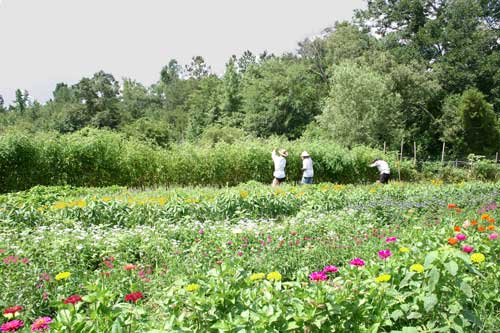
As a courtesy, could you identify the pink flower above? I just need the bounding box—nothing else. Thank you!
[385,237,397,243]
[378,249,392,260]
[237,251,243,257]
[350,258,365,267]
[456,234,467,241]
[1,320,24,332]
[489,233,498,240]
[309,271,328,281]
[31,317,52,331]
[323,265,339,273]
[198,229,204,235]
[462,246,474,253]
[123,264,136,271]
[63,294,83,305]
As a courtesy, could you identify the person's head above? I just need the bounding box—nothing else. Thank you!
[300,151,310,159]
[279,149,288,158]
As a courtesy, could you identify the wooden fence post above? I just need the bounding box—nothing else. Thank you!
[399,139,403,182]
[496,152,498,164]
[383,142,386,155]
[413,141,417,167]
[441,142,446,165]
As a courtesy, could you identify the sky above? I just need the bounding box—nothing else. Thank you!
[0,0,365,105]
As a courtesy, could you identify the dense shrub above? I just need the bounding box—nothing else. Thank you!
[0,129,498,193]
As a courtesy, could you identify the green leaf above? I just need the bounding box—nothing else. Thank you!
[427,268,440,292]
[444,261,458,276]
[460,280,473,298]
[390,309,404,321]
[401,327,419,333]
[286,321,299,331]
[424,251,439,267]
[407,312,422,320]
[423,294,438,312]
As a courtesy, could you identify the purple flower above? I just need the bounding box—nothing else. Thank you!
[378,249,392,260]
[309,271,328,281]
[456,234,467,241]
[323,265,339,273]
[489,233,498,240]
[350,258,365,267]
[385,237,397,243]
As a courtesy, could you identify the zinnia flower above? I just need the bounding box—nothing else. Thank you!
[323,265,339,273]
[462,246,474,253]
[488,217,495,224]
[456,234,467,241]
[489,233,498,240]
[481,213,490,220]
[55,272,71,281]
[378,249,392,260]
[448,237,458,245]
[0,320,24,331]
[448,203,457,209]
[453,226,461,232]
[63,294,83,305]
[399,247,410,253]
[249,273,265,281]
[266,271,282,282]
[410,264,424,273]
[478,226,486,232]
[124,292,144,303]
[471,220,478,226]
[309,271,328,281]
[470,253,485,263]
[487,225,495,231]
[31,317,52,331]
[185,284,200,292]
[375,274,391,283]
[123,264,136,271]
[385,237,397,243]
[350,258,365,267]
[3,306,23,318]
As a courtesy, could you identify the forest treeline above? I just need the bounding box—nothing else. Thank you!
[0,0,499,158]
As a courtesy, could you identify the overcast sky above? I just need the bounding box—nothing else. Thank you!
[0,0,365,105]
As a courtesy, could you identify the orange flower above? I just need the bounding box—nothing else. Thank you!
[454,226,461,232]
[487,225,495,231]
[478,226,486,232]
[448,237,458,245]
[488,217,495,224]
[123,264,137,271]
[471,220,478,226]
[456,208,462,213]
[448,204,457,209]
[481,213,490,220]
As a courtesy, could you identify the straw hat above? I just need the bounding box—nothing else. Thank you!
[300,151,310,157]
[279,149,288,157]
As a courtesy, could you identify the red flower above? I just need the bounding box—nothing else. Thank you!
[455,208,462,213]
[3,306,23,316]
[448,237,458,245]
[448,203,457,209]
[124,292,143,303]
[63,294,83,305]
[123,264,137,271]
[453,226,461,232]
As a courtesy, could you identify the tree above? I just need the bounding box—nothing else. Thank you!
[220,55,243,126]
[460,89,500,155]
[52,83,74,103]
[240,58,321,139]
[185,56,211,80]
[317,61,403,147]
[14,89,29,113]
[0,95,5,113]
[160,59,182,85]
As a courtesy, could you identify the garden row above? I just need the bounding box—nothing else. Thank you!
[1,129,500,193]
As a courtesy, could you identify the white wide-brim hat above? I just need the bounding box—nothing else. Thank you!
[279,149,289,157]
[300,151,310,157]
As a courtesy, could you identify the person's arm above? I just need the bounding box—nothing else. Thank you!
[369,162,377,167]
[301,159,306,171]
[272,150,277,161]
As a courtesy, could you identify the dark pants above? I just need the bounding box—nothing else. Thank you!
[379,173,390,184]
[301,177,313,184]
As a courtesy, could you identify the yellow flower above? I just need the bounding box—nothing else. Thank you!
[239,190,249,199]
[266,271,282,282]
[375,274,391,283]
[471,253,485,263]
[410,264,424,273]
[185,283,200,292]
[53,202,66,209]
[250,273,265,281]
[399,247,410,253]
[55,271,71,281]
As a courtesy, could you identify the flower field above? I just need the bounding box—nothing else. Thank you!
[1,182,499,332]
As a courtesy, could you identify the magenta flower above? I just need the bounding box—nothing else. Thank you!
[31,317,53,331]
[323,265,339,273]
[1,320,24,332]
[350,258,365,267]
[237,251,243,257]
[462,246,474,253]
[378,249,392,260]
[489,233,498,240]
[456,234,467,241]
[385,237,397,243]
[198,229,204,235]
[309,271,328,281]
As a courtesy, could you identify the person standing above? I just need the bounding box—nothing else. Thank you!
[369,158,390,184]
[300,151,314,184]
[271,149,288,187]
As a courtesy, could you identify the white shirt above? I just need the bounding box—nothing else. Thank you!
[272,151,286,178]
[302,158,313,177]
[370,160,390,174]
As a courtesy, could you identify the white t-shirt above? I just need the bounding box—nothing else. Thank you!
[370,160,390,174]
[272,151,286,179]
[302,158,313,178]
